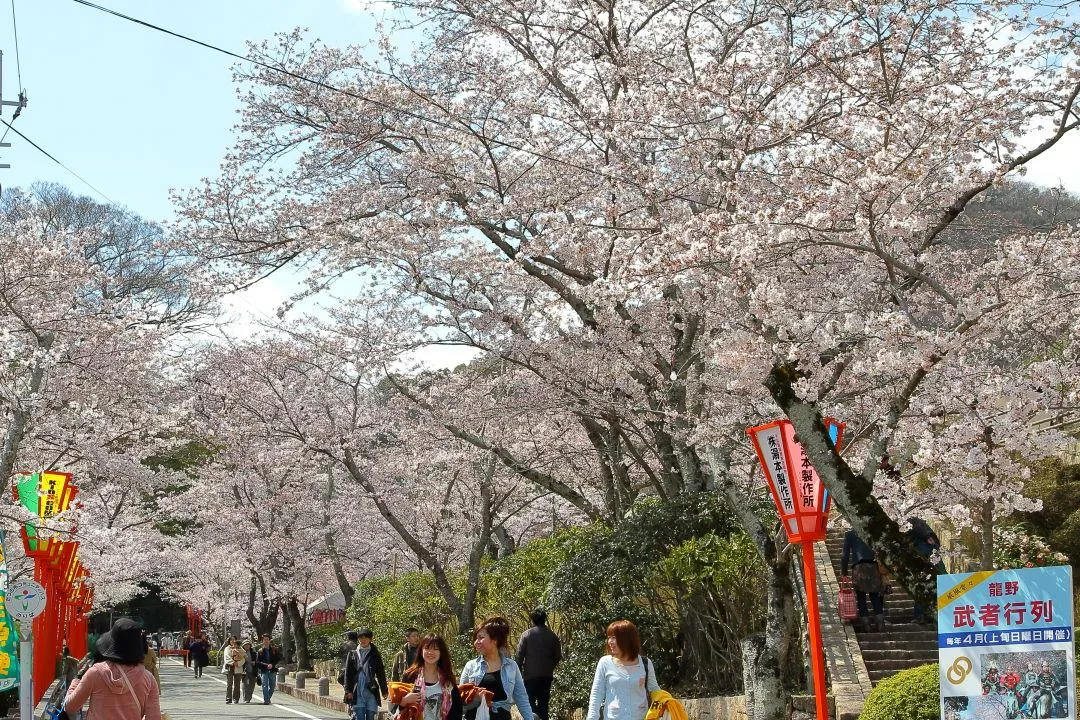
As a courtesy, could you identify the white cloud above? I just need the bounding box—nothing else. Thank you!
[1016,132,1080,195]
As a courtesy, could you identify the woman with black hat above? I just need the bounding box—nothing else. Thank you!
[64,617,161,720]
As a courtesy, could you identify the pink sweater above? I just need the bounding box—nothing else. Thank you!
[64,661,161,720]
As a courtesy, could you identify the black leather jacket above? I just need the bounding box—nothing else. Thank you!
[344,644,389,700]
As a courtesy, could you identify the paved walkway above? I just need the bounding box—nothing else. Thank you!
[160,658,350,720]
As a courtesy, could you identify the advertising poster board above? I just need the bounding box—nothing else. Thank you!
[938,565,1075,720]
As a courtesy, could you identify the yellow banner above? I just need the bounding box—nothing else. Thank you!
[38,472,71,518]
[937,571,996,611]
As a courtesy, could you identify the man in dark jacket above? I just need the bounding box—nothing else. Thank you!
[390,627,420,681]
[515,608,562,720]
[256,635,283,705]
[907,517,947,623]
[344,627,389,720]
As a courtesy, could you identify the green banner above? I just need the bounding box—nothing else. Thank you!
[0,531,19,690]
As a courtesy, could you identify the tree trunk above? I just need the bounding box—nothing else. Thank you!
[765,362,940,610]
[461,454,495,639]
[246,573,280,639]
[705,446,794,717]
[322,466,355,606]
[281,604,293,669]
[285,597,312,670]
[980,497,995,571]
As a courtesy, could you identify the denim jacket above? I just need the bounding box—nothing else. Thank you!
[459,653,534,720]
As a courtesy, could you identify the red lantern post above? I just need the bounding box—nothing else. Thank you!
[747,418,844,720]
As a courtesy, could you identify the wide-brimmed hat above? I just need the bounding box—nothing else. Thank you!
[96,618,146,664]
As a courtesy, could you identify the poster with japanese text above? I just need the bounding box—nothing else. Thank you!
[938,565,1074,720]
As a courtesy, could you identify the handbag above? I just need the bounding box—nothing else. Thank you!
[838,576,858,622]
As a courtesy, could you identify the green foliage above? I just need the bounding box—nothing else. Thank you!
[1020,460,1080,580]
[307,620,347,662]
[347,571,459,655]
[546,492,752,714]
[861,664,940,720]
[657,532,767,689]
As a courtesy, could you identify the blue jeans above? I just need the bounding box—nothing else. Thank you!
[353,685,379,720]
[261,670,277,704]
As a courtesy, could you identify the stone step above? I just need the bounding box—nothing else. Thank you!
[824,527,941,692]
[861,649,939,663]
[855,639,939,652]
[855,623,936,635]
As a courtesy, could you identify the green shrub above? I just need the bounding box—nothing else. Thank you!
[546,492,750,715]
[347,571,460,659]
[657,531,767,689]
[307,620,347,662]
[861,664,939,720]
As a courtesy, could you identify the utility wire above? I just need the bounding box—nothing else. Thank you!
[0,118,115,203]
[67,0,644,190]
[10,0,22,91]
[1,0,24,146]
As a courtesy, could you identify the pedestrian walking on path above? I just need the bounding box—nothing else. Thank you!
[241,638,258,703]
[222,636,247,704]
[841,528,886,631]
[395,634,462,720]
[142,631,161,694]
[158,655,351,719]
[516,609,561,720]
[585,620,659,720]
[257,634,284,704]
[64,617,162,720]
[344,627,389,720]
[189,633,210,678]
[392,628,421,682]
[460,617,534,720]
[181,631,192,668]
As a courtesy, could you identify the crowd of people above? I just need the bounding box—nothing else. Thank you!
[58,608,670,720]
[341,609,565,720]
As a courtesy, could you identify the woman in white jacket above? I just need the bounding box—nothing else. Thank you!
[222,636,247,704]
[585,620,659,720]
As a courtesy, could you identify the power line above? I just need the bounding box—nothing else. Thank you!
[0,118,115,203]
[10,0,22,91]
[66,0,644,191]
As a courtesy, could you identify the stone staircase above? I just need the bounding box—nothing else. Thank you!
[823,528,938,685]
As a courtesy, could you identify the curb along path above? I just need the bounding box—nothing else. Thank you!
[159,658,350,720]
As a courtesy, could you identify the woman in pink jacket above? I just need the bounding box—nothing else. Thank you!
[64,617,161,720]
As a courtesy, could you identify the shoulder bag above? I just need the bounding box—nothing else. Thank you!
[117,664,147,718]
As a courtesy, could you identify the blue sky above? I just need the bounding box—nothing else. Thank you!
[2,0,1078,349]
[3,0,1078,227]
[0,0,385,221]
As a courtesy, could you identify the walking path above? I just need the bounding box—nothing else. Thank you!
[159,657,350,720]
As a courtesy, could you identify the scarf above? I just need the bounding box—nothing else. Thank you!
[416,672,454,720]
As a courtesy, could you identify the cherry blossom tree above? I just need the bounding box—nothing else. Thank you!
[176,0,1080,711]
[1,190,216,607]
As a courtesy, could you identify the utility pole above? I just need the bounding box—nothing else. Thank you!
[0,50,29,171]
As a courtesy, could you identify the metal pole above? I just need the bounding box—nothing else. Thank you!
[18,622,32,720]
[801,541,830,720]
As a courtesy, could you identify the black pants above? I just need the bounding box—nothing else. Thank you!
[525,677,554,720]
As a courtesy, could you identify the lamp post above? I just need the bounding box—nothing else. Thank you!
[747,418,844,720]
